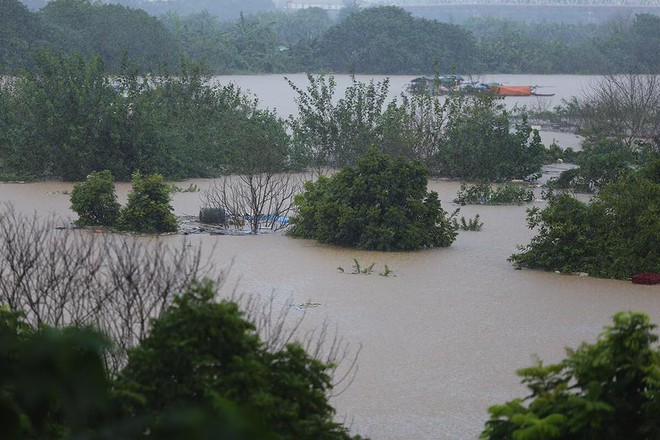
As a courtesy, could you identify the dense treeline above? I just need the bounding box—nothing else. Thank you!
[0,53,547,182]
[0,52,292,181]
[2,0,659,74]
[2,0,179,73]
[464,15,660,73]
[20,0,277,21]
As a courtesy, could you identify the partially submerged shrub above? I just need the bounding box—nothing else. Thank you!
[119,172,178,233]
[70,170,120,227]
[454,182,534,205]
[453,214,484,231]
[510,163,660,279]
[289,148,457,251]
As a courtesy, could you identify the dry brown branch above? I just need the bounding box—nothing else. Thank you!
[201,172,302,234]
[579,74,660,147]
[0,204,359,389]
[231,290,360,396]
[0,205,222,372]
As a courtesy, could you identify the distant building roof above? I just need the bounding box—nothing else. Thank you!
[285,0,345,10]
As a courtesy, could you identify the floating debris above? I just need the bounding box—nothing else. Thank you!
[291,301,321,310]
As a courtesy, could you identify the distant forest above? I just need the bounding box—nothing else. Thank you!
[2,0,659,74]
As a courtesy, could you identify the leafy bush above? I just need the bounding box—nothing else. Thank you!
[548,139,642,193]
[510,162,660,279]
[288,148,457,251]
[119,171,178,233]
[482,312,660,440]
[454,182,534,205]
[70,170,120,226]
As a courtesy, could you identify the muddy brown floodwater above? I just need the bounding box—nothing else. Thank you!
[1,176,658,440]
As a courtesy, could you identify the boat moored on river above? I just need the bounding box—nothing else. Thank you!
[407,76,555,97]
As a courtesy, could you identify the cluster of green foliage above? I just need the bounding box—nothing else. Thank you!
[288,74,546,181]
[1,0,178,74]
[435,98,545,181]
[314,6,477,74]
[454,182,535,205]
[482,311,660,440]
[119,171,178,233]
[70,170,177,233]
[289,148,457,251]
[549,140,643,193]
[0,282,361,439]
[6,1,659,75]
[70,170,121,226]
[0,307,113,439]
[510,160,660,279]
[0,51,292,181]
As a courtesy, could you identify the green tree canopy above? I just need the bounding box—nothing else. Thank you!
[119,171,178,233]
[0,308,112,439]
[39,0,179,71]
[289,147,457,251]
[70,170,121,226]
[117,281,360,440]
[316,6,477,74]
[0,281,362,439]
[0,0,50,72]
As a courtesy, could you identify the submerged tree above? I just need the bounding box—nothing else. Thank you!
[119,171,178,233]
[289,147,457,251]
[70,170,120,227]
[510,160,660,279]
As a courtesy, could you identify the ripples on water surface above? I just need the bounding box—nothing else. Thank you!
[1,177,658,439]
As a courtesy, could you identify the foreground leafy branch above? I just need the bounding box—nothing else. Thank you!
[482,311,660,440]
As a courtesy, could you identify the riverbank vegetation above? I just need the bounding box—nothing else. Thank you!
[0,53,548,183]
[2,0,659,75]
[511,160,660,280]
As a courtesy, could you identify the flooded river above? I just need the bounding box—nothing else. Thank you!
[1,74,656,439]
[1,175,658,439]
